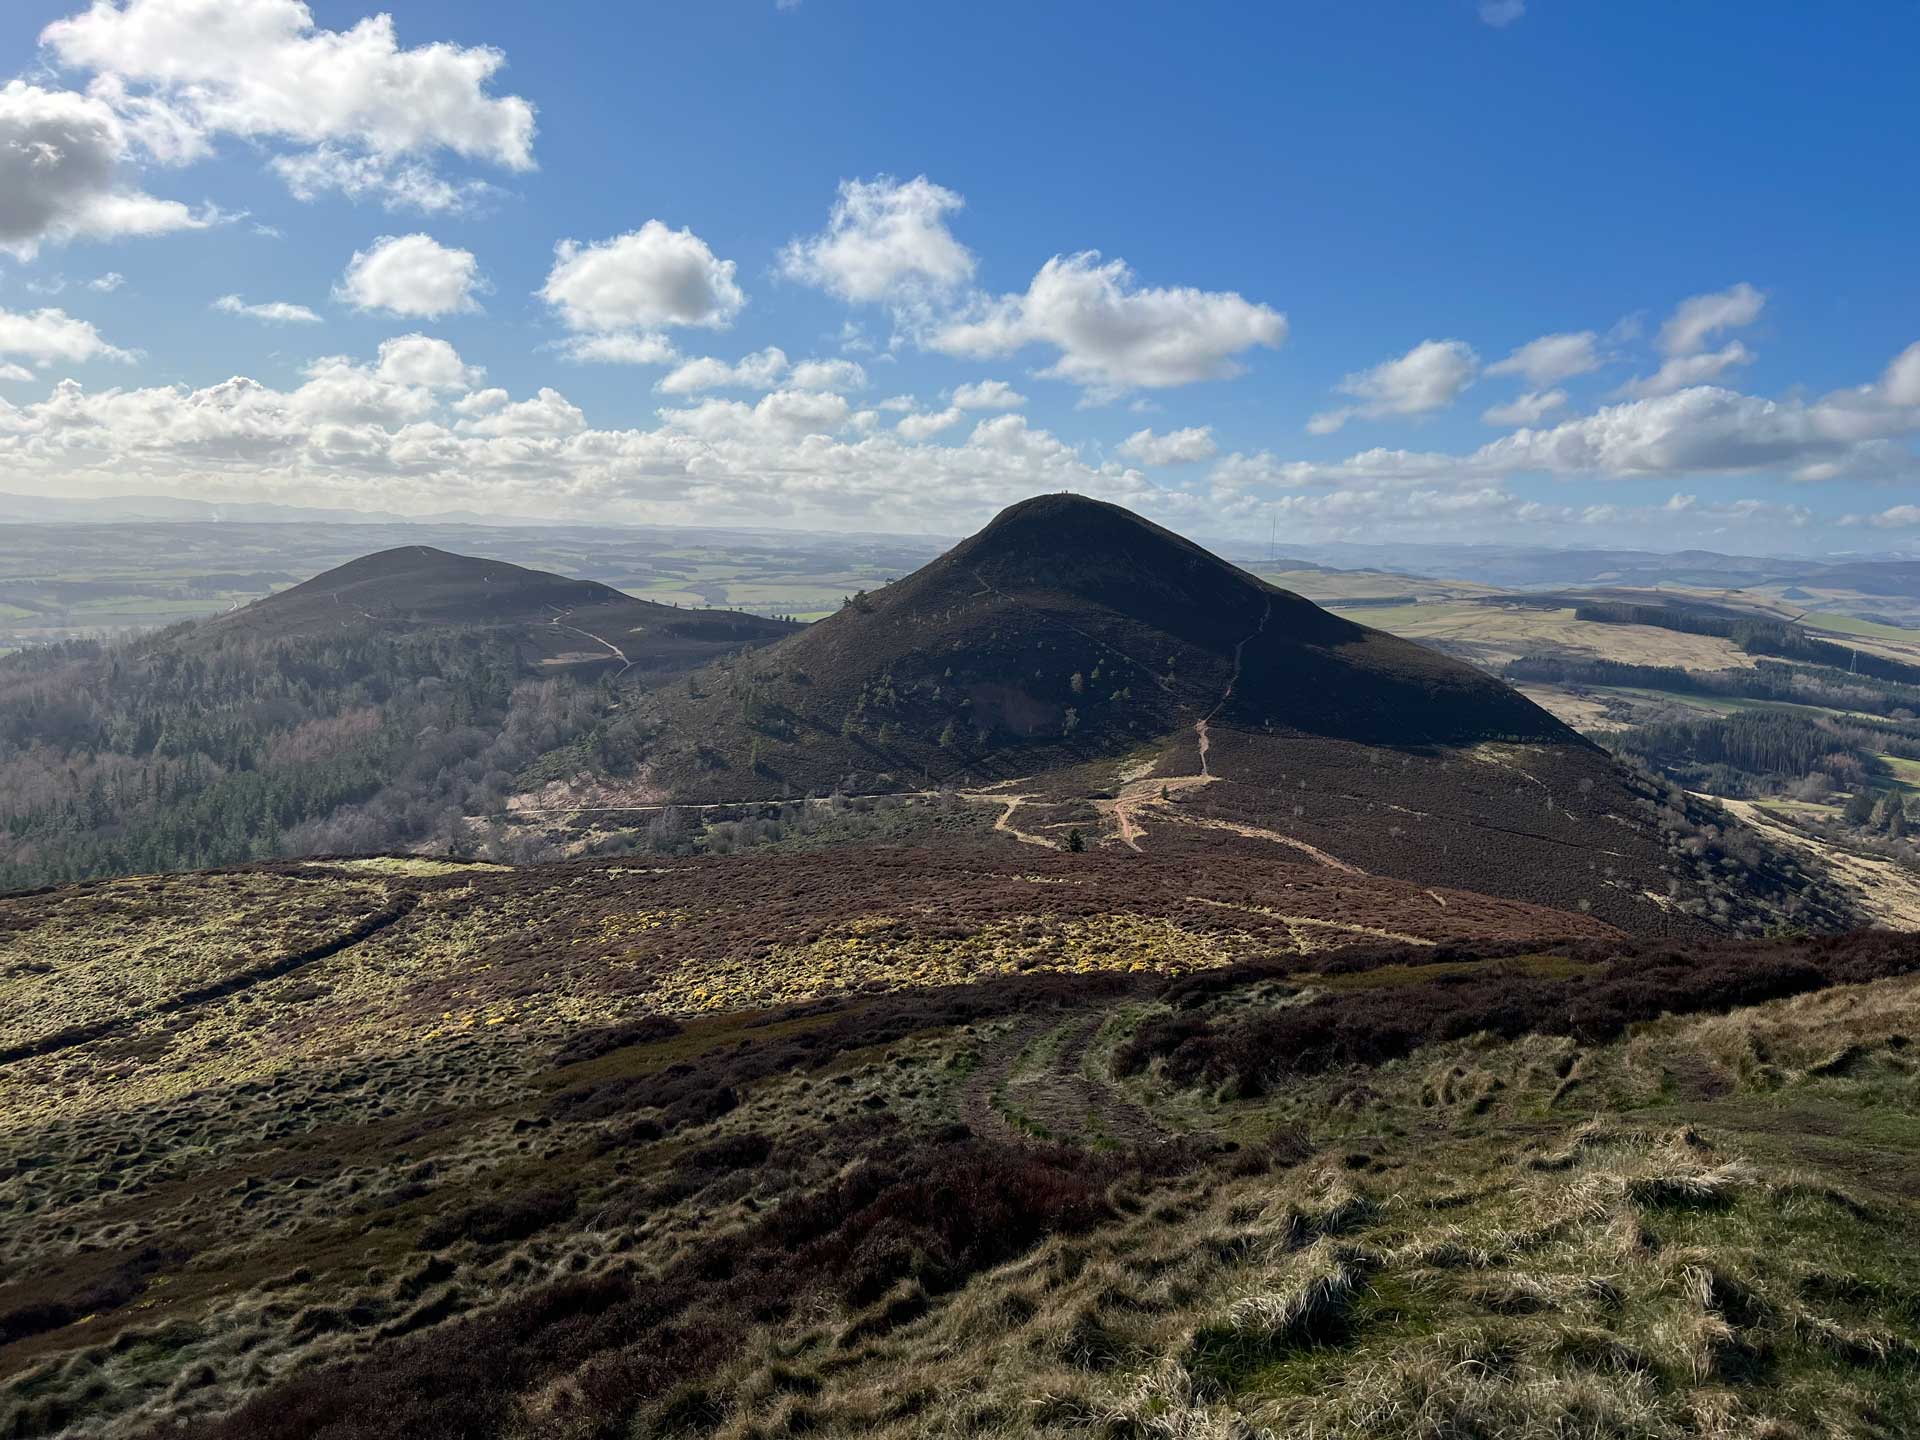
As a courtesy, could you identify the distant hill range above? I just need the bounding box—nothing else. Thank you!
[1254,539,1920,597]
[201,545,797,674]
[0,496,1865,935]
[0,490,518,527]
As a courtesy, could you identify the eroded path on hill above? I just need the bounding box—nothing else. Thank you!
[546,605,632,675]
[1156,811,1363,871]
[967,792,1059,849]
[958,1012,1170,1149]
[1198,595,1271,780]
[1094,601,1272,852]
[1185,895,1433,949]
[1091,595,1362,873]
[505,593,1367,872]
[0,894,419,1069]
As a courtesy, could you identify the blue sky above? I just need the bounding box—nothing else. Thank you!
[1,1,1917,551]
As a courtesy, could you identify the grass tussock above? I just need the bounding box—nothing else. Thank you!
[1116,930,1920,1096]
[3,886,1917,1440]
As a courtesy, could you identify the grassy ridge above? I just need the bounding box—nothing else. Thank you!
[2,854,1917,1436]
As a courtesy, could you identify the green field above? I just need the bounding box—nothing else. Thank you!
[1878,753,1920,795]
[1589,685,1892,724]
[1804,610,1920,641]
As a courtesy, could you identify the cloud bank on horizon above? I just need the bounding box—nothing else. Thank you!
[0,0,1916,551]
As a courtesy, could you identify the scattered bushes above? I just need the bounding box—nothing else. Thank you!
[0,1246,173,1346]
[417,1187,577,1251]
[1119,931,1920,1095]
[548,1013,684,1068]
[186,1134,1188,1440]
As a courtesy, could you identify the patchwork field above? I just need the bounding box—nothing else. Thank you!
[0,523,945,650]
[1252,569,1505,606]
[1324,600,1765,674]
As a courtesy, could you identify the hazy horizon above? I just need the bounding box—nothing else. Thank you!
[7,486,1919,566]
[2,2,1917,551]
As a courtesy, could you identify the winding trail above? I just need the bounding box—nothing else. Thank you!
[1092,595,1358,872]
[1185,895,1434,949]
[958,1013,1170,1149]
[1197,595,1271,781]
[499,596,1365,874]
[969,793,1058,849]
[546,606,633,676]
[1156,810,1363,872]
[0,894,420,1069]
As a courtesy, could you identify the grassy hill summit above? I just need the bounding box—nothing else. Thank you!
[646,492,1566,791]
[0,548,800,887]
[202,545,796,665]
[598,495,1856,937]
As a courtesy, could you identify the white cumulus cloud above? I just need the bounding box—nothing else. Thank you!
[1486,331,1600,386]
[1481,389,1567,426]
[0,352,1167,534]
[789,358,866,393]
[270,146,497,215]
[1620,341,1754,399]
[557,332,678,367]
[0,306,135,365]
[214,294,321,324]
[1878,341,1920,407]
[1217,340,1920,494]
[659,388,852,442]
[652,350,863,396]
[374,334,480,391]
[1658,282,1765,358]
[1118,425,1217,465]
[779,175,975,304]
[1309,339,1478,434]
[657,347,789,395]
[896,408,963,440]
[0,80,206,258]
[41,0,536,210]
[454,387,583,437]
[541,222,744,336]
[335,233,483,318]
[933,252,1285,394]
[951,378,1024,410]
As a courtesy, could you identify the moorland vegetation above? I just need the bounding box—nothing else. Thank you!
[2,854,1916,1438]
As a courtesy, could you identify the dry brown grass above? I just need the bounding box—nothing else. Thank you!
[1,866,1914,1438]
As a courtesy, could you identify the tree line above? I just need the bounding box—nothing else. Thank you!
[0,627,614,888]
